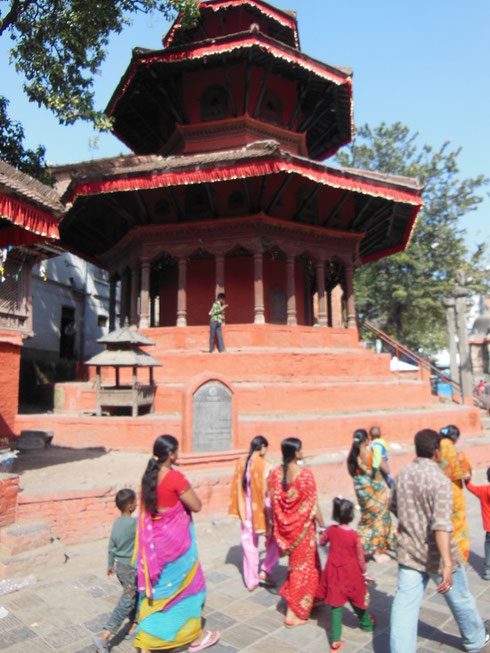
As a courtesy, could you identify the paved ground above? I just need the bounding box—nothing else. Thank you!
[0,468,489,653]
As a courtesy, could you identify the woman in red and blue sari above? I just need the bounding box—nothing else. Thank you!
[135,434,219,652]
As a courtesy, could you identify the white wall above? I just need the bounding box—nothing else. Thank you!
[25,252,117,361]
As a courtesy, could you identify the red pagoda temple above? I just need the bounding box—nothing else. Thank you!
[20,0,480,457]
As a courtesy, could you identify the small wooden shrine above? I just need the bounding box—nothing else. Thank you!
[85,326,162,417]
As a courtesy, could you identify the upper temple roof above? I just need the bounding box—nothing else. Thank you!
[163,0,301,50]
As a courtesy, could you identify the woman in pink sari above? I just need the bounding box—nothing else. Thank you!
[135,435,219,652]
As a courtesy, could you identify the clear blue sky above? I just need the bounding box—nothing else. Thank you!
[2,0,489,252]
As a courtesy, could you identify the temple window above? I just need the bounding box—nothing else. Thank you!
[258,89,283,126]
[185,187,213,219]
[228,191,246,213]
[200,85,230,122]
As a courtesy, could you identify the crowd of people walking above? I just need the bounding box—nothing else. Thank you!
[92,426,490,653]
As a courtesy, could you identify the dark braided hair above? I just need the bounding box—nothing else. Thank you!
[242,435,269,491]
[440,424,460,442]
[281,437,302,491]
[347,429,368,478]
[141,434,179,514]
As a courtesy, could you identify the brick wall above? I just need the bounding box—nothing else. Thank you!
[18,487,120,545]
[0,337,22,439]
[0,473,20,528]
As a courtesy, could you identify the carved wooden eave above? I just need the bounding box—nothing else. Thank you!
[99,214,365,273]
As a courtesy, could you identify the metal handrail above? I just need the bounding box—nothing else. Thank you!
[357,318,464,402]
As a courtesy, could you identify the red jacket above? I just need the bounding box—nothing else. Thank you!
[466,481,490,531]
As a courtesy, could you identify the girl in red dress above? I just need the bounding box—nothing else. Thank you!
[317,497,375,652]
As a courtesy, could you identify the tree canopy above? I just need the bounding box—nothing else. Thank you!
[336,122,489,356]
[0,0,199,180]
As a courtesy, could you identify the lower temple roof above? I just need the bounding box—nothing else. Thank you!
[57,141,423,264]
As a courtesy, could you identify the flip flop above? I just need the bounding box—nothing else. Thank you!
[188,630,220,652]
[91,635,109,652]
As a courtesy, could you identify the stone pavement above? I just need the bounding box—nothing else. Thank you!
[0,468,489,653]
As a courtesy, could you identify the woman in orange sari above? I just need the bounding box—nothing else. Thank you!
[439,424,472,563]
[269,437,325,627]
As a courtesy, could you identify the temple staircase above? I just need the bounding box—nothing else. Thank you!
[14,324,481,454]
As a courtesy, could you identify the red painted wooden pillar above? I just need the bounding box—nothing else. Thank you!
[109,276,116,331]
[215,253,225,297]
[286,253,297,326]
[130,264,139,326]
[316,259,327,326]
[119,272,128,327]
[253,251,265,324]
[140,260,151,329]
[344,263,356,329]
[177,257,187,327]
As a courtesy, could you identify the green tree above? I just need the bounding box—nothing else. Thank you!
[336,122,489,356]
[0,96,52,183]
[0,0,199,180]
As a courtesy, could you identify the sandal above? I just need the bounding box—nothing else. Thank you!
[330,643,344,652]
[188,630,220,652]
[259,571,277,587]
[91,635,109,653]
[247,584,258,592]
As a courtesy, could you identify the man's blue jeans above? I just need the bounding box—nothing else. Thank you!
[390,564,486,653]
[209,320,225,352]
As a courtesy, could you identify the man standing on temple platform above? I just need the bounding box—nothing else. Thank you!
[209,292,227,353]
[389,428,488,653]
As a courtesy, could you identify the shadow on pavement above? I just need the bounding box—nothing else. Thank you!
[468,550,485,577]
[13,445,107,474]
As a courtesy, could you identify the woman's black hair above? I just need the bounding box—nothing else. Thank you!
[281,437,302,491]
[332,496,354,525]
[141,434,179,513]
[347,429,369,478]
[242,435,269,491]
[440,424,460,442]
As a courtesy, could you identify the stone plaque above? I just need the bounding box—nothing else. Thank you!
[192,381,232,452]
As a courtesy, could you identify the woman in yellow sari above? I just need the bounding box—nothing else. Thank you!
[439,424,472,563]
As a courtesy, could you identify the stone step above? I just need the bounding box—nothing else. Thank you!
[0,521,52,556]
[0,540,65,579]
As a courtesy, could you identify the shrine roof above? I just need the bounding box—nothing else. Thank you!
[97,325,156,346]
[85,347,162,368]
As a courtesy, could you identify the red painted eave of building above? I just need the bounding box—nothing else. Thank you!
[106,32,351,117]
[65,156,422,209]
[0,192,60,247]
